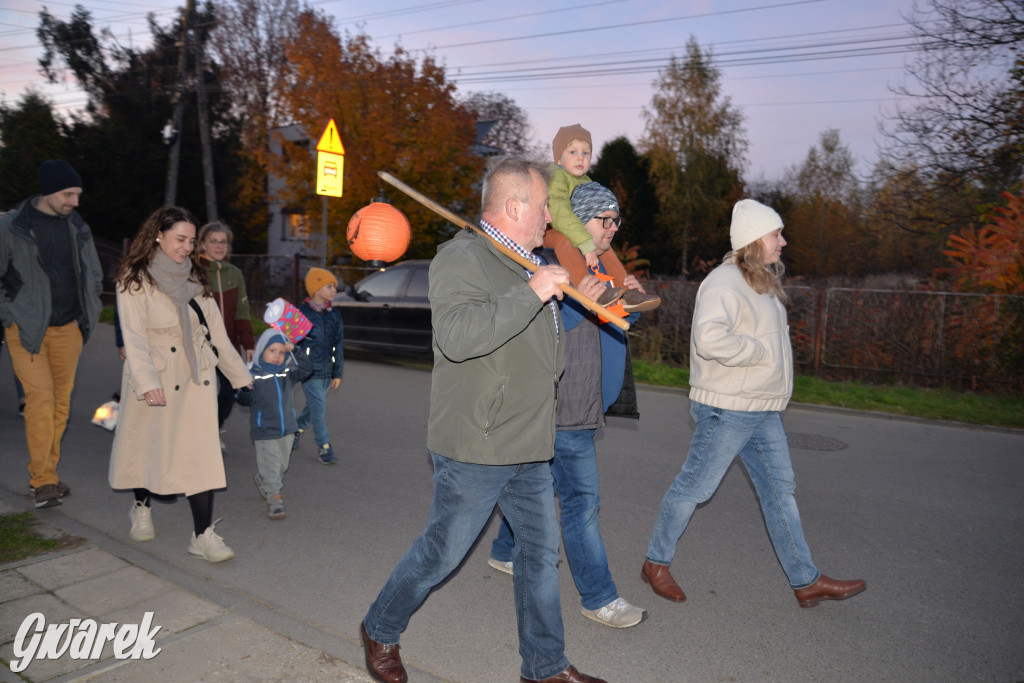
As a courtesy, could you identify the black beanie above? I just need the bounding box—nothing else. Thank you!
[39,160,82,196]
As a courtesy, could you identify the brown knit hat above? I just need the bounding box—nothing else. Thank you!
[304,267,338,296]
[552,124,592,162]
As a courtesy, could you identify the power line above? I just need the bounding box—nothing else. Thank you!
[407,0,827,51]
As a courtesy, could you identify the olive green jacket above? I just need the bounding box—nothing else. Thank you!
[426,230,565,465]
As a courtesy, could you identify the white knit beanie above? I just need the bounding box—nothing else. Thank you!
[730,199,783,251]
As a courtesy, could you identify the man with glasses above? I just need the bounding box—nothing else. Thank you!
[488,182,651,629]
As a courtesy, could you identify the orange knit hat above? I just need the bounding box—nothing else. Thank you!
[304,267,337,296]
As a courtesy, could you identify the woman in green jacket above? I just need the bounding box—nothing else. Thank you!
[198,222,255,431]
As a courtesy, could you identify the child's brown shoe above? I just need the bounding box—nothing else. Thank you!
[595,286,623,307]
[621,289,661,312]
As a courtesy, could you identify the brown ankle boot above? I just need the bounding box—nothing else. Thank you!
[641,560,686,602]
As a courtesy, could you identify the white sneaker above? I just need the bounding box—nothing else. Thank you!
[581,597,646,628]
[487,557,513,575]
[129,500,155,542]
[188,521,235,562]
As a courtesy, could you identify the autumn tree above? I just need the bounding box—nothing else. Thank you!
[276,10,481,263]
[639,37,746,276]
[461,91,544,160]
[209,0,301,244]
[881,0,1024,204]
[783,129,866,278]
[936,190,1024,295]
[0,91,66,208]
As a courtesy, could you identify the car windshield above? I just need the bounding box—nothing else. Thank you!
[355,268,407,299]
[406,267,429,299]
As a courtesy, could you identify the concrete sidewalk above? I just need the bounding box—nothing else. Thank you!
[0,498,374,683]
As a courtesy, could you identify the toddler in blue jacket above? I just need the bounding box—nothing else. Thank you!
[236,328,312,519]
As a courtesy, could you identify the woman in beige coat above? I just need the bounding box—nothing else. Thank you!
[109,206,251,562]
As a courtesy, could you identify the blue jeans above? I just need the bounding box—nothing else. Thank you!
[296,377,331,447]
[646,402,819,589]
[492,429,618,610]
[364,451,569,681]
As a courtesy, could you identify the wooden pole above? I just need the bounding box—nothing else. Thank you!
[377,171,629,331]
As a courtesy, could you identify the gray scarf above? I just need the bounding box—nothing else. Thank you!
[148,249,205,385]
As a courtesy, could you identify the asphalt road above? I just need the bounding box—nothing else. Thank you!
[2,322,1023,682]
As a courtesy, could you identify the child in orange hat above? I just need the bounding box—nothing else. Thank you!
[294,267,344,464]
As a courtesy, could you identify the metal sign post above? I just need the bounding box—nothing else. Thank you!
[315,118,345,267]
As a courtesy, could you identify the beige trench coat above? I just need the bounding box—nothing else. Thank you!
[109,281,251,496]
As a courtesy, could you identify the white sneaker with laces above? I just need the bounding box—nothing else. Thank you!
[129,500,155,542]
[487,557,513,575]
[189,521,234,562]
[580,597,646,628]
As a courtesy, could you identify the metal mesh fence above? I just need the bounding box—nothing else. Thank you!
[226,258,1022,391]
[631,278,1023,391]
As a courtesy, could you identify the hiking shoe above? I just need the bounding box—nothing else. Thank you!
[318,443,337,465]
[487,557,513,576]
[267,495,286,520]
[621,289,661,312]
[189,521,234,562]
[580,597,647,628]
[595,286,623,307]
[253,472,268,501]
[31,482,71,497]
[292,430,302,451]
[129,500,155,542]
[34,484,61,509]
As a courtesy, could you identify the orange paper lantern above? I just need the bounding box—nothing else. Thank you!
[346,196,411,267]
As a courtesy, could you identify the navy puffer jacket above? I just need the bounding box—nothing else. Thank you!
[296,301,344,380]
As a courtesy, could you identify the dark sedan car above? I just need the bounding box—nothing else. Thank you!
[333,260,432,357]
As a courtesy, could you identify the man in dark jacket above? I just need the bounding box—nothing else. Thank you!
[0,159,103,509]
[360,157,607,683]
[488,183,650,629]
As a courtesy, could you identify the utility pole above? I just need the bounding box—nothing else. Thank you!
[163,0,218,222]
[194,29,218,222]
[164,0,193,206]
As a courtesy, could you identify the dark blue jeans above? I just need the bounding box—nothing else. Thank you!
[491,429,619,611]
[364,451,569,680]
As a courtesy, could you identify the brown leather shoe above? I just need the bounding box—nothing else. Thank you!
[641,559,686,602]
[520,665,608,683]
[794,574,867,608]
[360,621,408,683]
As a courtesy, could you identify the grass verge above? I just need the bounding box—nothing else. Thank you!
[632,360,1024,429]
[0,512,63,564]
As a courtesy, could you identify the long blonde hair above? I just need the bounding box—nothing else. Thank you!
[727,238,787,303]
